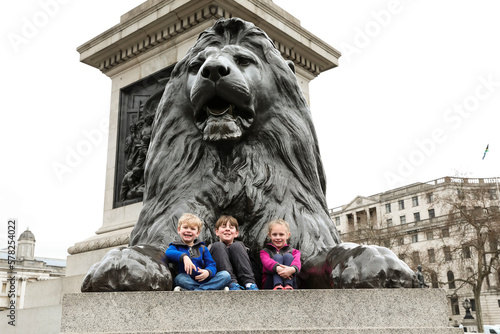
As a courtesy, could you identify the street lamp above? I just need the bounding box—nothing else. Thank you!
[463,298,474,320]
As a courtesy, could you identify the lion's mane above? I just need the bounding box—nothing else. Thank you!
[129,18,340,269]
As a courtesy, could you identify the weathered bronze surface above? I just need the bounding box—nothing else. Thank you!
[82,18,416,292]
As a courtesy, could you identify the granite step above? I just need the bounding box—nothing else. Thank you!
[60,330,462,334]
[61,289,463,334]
[60,330,463,334]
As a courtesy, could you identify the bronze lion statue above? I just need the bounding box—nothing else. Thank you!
[82,18,416,291]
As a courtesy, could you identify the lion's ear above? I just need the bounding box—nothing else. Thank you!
[286,60,295,73]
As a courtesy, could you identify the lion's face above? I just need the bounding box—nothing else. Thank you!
[186,44,272,143]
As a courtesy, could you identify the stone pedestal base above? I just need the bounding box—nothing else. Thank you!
[61,289,462,333]
[461,318,478,333]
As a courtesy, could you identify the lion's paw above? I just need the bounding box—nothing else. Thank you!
[81,245,172,292]
[326,243,417,288]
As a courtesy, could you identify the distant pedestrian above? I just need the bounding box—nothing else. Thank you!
[415,265,429,288]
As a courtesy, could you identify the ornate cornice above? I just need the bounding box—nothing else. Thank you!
[77,0,340,76]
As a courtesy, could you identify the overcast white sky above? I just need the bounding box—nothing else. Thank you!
[1,0,499,260]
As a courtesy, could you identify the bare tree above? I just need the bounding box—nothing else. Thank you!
[434,178,500,330]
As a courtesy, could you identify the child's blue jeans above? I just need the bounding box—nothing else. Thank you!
[263,253,297,288]
[174,270,231,290]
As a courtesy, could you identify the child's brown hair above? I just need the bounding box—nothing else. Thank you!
[215,215,239,231]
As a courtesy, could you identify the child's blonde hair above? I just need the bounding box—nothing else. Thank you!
[267,219,290,235]
[178,213,204,232]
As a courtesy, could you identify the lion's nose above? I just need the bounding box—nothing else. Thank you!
[200,59,230,82]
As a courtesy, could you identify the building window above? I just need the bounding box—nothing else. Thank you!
[431,272,438,288]
[444,246,452,261]
[450,295,460,314]
[473,206,483,217]
[490,237,499,252]
[489,189,498,200]
[387,218,393,227]
[448,271,456,290]
[412,251,420,265]
[414,212,420,222]
[428,209,435,219]
[428,249,435,263]
[412,196,419,207]
[442,228,450,238]
[470,299,476,312]
[427,193,433,203]
[463,245,471,259]
[385,203,391,213]
[426,231,433,240]
[335,217,340,226]
[457,189,465,199]
[398,200,405,210]
[398,237,404,245]
[412,234,418,243]
[400,215,406,224]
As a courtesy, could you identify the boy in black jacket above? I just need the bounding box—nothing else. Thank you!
[209,215,259,290]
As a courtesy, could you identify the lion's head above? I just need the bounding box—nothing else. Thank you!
[133,18,339,264]
[162,19,301,143]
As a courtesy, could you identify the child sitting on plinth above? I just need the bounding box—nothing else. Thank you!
[260,219,301,290]
[209,215,259,290]
[166,213,231,291]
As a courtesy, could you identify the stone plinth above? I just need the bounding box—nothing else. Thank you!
[61,289,462,333]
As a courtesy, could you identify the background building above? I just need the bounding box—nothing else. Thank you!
[330,176,500,327]
[0,229,66,311]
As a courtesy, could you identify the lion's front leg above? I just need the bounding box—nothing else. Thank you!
[325,243,418,288]
[81,245,172,292]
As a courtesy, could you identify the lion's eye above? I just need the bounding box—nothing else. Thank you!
[235,56,253,67]
[188,60,204,73]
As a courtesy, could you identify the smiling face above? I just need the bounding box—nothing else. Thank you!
[178,223,200,246]
[215,221,239,245]
[268,223,291,250]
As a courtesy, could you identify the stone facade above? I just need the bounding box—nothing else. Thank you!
[330,176,500,327]
[0,229,65,311]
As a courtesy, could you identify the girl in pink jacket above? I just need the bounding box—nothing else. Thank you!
[260,219,301,290]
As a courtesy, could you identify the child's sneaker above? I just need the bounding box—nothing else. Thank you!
[228,282,244,290]
[273,284,283,290]
[283,285,294,290]
[246,283,259,290]
[173,286,185,291]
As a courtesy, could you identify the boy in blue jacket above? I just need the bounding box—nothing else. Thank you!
[166,213,231,291]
